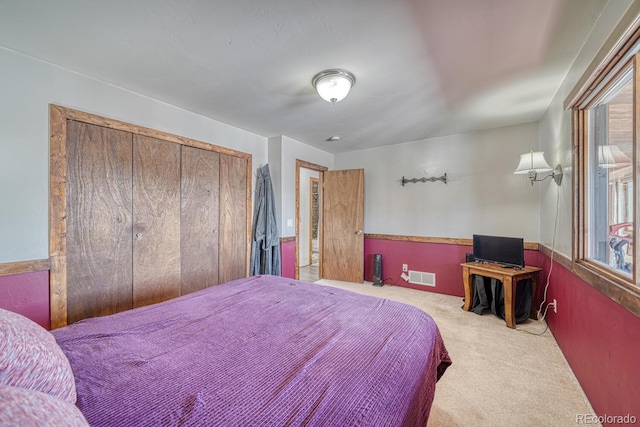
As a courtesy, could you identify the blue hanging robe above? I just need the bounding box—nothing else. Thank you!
[250,164,281,276]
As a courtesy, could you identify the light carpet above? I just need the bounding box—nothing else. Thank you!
[314,279,599,427]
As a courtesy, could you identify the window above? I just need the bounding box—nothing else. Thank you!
[587,66,634,277]
[575,53,638,291]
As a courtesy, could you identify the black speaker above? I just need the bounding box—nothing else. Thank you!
[465,252,475,262]
[373,253,383,287]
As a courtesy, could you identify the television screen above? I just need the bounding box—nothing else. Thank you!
[472,234,525,268]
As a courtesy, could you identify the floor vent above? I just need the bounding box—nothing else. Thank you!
[408,270,436,287]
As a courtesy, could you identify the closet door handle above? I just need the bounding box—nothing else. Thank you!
[355,230,363,235]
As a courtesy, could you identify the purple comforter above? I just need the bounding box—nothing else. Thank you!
[53,275,451,426]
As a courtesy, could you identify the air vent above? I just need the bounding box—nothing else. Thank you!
[408,270,436,287]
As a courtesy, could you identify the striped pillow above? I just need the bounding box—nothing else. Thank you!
[0,308,76,403]
[0,384,88,427]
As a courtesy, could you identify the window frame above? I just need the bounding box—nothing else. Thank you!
[573,51,640,312]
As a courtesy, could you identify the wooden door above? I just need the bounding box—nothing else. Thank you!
[66,121,133,324]
[181,146,220,294]
[219,153,248,283]
[322,169,364,283]
[132,135,181,308]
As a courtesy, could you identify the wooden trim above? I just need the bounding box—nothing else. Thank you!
[49,105,68,329]
[0,259,50,277]
[246,156,253,277]
[565,8,640,109]
[308,177,319,265]
[295,159,328,281]
[539,244,640,319]
[295,162,300,280]
[364,233,539,250]
[572,108,582,262]
[49,104,253,328]
[50,105,251,160]
[280,236,296,244]
[634,52,640,287]
[296,160,329,172]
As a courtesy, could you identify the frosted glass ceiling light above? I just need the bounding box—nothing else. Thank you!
[312,69,356,104]
[514,151,562,186]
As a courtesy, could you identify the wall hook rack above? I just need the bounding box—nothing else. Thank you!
[401,173,447,186]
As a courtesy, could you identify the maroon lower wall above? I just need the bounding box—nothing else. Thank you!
[540,253,640,424]
[0,270,50,330]
[364,238,541,296]
[280,239,296,279]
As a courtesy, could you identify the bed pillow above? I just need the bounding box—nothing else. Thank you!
[0,308,76,403]
[0,384,89,427]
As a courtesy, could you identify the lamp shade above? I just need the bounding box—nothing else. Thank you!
[514,151,553,174]
[598,144,631,168]
[312,69,356,104]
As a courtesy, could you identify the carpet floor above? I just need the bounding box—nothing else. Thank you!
[314,279,599,427]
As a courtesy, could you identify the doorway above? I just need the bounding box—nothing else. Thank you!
[295,159,327,282]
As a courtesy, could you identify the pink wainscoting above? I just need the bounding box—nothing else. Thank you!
[364,238,541,297]
[540,254,640,424]
[0,270,50,330]
[280,239,296,279]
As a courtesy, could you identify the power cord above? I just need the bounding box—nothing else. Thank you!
[381,275,402,286]
[519,303,551,336]
[518,181,561,335]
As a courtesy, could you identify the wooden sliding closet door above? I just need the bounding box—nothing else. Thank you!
[66,121,133,324]
[51,105,252,327]
[219,153,248,283]
[181,146,220,294]
[132,135,181,308]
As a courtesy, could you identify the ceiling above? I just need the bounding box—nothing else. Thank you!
[0,0,608,154]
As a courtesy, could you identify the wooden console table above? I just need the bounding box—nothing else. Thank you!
[461,262,542,329]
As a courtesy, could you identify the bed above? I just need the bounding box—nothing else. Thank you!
[2,275,450,426]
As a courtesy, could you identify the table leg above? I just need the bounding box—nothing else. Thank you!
[530,274,539,320]
[503,275,515,328]
[462,266,473,311]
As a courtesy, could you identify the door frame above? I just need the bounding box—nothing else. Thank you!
[295,159,328,280]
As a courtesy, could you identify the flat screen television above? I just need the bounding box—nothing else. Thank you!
[472,234,525,268]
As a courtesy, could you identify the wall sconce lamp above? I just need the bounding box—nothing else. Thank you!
[514,151,563,186]
[312,69,356,104]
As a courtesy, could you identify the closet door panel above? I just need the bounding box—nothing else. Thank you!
[132,135,181,308]
[219,154,248,282]
[181,146,220,294]
[66,121,133,323]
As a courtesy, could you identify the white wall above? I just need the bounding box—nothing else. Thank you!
[0,47,268,263]
[539,0,638,258]
[335,122,542,241]
[268,135,334,238]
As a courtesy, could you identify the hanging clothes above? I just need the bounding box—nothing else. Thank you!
[250,164,281,276]
[471,275,532,324]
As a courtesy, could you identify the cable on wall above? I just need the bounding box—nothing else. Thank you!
[518,181,561,336]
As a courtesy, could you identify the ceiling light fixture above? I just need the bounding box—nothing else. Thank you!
[514,151,563,186]
[312,69,356,104]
